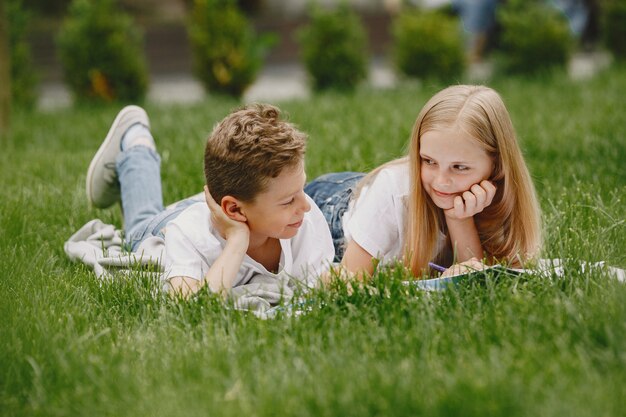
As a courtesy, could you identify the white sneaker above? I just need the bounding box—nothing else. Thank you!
[86,105,150,208]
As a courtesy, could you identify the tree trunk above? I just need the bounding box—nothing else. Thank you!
[0,0,11,138]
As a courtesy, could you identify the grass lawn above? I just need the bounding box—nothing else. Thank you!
[1,65,625,416]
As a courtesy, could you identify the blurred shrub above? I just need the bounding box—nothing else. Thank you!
[23,0,178,17]
[391,9,465,82]
[22,0,71,16]
[298,4,368,92]
[600,0,626,60]
[8,0,38,109]
[496,0,573,75]
[188,0,274,98]
[57,0,148,103]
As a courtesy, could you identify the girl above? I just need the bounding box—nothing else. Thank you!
[305,85,542,278]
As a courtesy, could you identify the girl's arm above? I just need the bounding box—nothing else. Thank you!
[318,239,374,286]
[446,217,484,261]
[340,239,376,277]
[444,181,496,262]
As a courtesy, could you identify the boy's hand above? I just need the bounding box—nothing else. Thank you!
[204,186,250,244]
[444,180,496,220]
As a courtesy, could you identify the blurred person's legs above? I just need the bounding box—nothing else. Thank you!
[549,0,589,38]
[452,0,497,62]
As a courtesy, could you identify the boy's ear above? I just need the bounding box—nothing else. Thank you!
[220,195,247,222]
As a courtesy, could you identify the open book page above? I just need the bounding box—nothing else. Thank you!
[404,259,625,291]
[405,264,527,291]
[439,264,525,279]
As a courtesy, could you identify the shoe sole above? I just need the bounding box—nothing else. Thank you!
[86,105,148,208]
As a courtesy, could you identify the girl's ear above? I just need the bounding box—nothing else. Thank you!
[221,196,247,222]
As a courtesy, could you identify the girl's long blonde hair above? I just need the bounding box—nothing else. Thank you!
[359,85,542,276]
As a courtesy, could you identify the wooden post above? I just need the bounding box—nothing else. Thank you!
[0,0,12,138]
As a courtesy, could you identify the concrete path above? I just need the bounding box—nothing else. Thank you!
[37,51,611,110]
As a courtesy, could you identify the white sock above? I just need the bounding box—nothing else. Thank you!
[121,123,155,150]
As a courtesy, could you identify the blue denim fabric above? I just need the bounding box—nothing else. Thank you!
[305,172,365,262]
[451,0,497,33]
[550,0,588,36]
[116,146,201,251]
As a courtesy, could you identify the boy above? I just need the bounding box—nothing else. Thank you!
[86,104,334,297]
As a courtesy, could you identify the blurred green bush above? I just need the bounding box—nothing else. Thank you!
[57,0,148,103]
[8,0,37,109]
[496,0,573,75]
[391,9,465,82]
[298,4,368,92]
[188,0,274,98]
[21,0,71,16]
[601,0,626,60]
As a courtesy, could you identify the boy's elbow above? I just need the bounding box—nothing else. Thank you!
[168,276,204,298]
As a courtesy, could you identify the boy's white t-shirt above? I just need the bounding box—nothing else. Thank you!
[343,162,410,265]
[164,194,334,288]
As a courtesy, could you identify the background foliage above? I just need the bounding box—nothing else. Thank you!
[8,0,37,109]
[187,0,273,98]
[600,0,626,60]
[496,0,574,75]
[56,0,148,103]
[298,4,368,92]
[392,9,466,82]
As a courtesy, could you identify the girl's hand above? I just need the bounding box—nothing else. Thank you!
[204,186,250,244]
[444,180,496,220]
[440,257,486,277]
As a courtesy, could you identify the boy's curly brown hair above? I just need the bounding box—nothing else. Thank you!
[204,103,307,203]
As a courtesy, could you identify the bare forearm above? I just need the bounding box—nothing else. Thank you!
[168,233,248,299]
[446,217,484,262]
[202,233,248,294]
[341,240,376,278]
[168,276,203,298]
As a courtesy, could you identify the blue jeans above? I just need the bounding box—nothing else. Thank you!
[451,0,497,34]
[116,146,202,251]
[304,172,365,262]
[550,0,588,36]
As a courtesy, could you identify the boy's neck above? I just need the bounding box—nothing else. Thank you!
[247,235,281,273]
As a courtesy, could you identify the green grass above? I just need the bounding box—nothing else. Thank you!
[1,66,625,416]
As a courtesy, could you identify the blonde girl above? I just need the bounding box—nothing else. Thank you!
[305,85,542,277]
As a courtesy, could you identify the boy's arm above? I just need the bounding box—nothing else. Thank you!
[168,276,203,297]
[169,187,250,298]
[444,180,496,262]
[200,230,248,293]
[168,231,248,297]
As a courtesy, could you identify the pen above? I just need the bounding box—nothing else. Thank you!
[428,262,446,273]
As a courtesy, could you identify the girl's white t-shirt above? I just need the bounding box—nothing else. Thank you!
[164,194,334,288]
[343,162,411,265]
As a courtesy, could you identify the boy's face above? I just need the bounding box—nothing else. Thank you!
[240,162,311,241]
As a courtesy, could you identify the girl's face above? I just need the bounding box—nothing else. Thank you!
[419,128,494,210]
